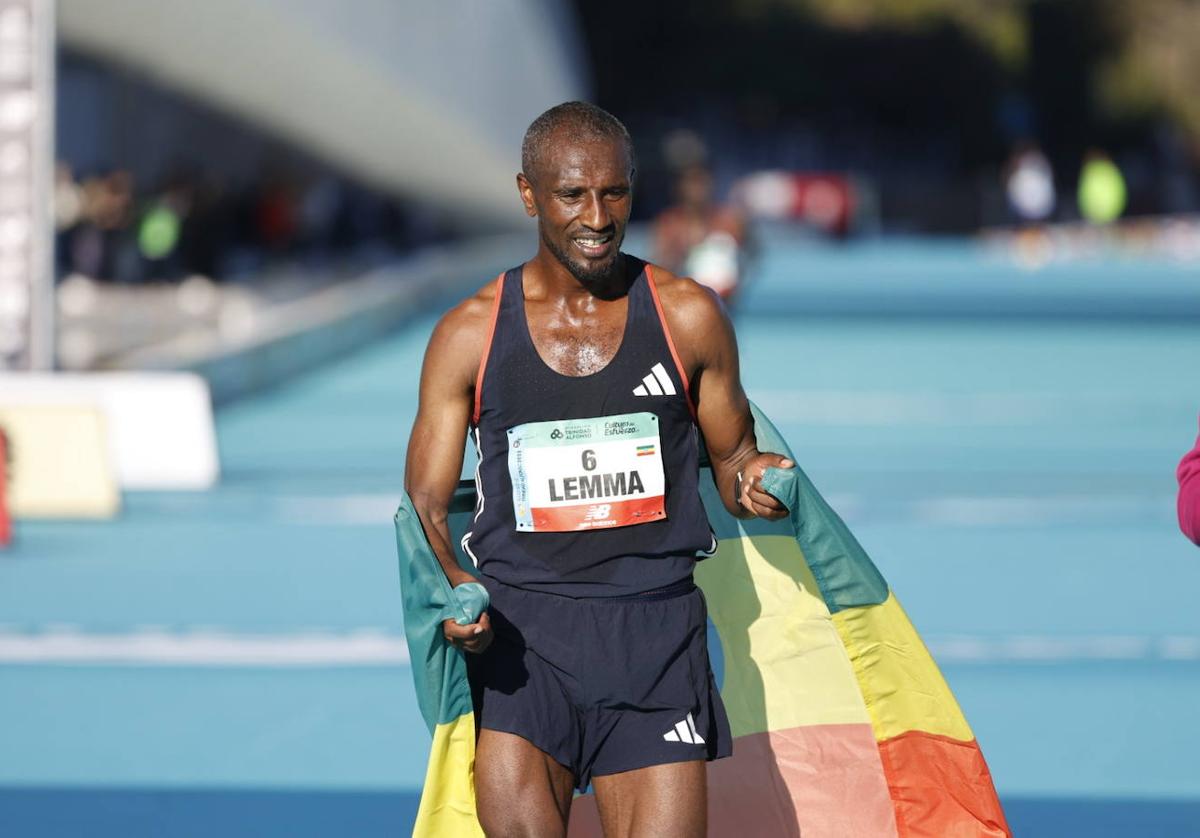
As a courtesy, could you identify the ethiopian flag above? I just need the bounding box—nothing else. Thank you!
[394,403,1010,836]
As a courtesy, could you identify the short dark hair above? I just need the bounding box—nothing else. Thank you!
[521,101,634,181]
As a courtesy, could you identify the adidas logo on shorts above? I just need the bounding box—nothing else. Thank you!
[632,363,676,397]
[662,712,705,745]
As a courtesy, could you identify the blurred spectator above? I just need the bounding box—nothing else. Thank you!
[1179,417,1200,546]
[54,160,430,285]
[59,169,136,282]
[654,163,750,301]
[255,172,299,254]
[1078,150,1127,224]
[1004,143,1056,223]
[653,158,752,302]
[179,176,234,279]
[137,169,195,279]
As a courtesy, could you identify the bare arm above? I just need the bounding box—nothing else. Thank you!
[404,287,496,651]
[659,273,791,519]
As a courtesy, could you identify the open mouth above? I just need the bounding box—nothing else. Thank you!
[572,232,615,259]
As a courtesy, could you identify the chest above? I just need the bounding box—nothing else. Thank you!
[525,299,629,377]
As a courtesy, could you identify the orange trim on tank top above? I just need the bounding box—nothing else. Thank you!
[645,264,697,420]
[472,272,506,426]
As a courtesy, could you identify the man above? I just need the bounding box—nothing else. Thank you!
[405,101,792,837]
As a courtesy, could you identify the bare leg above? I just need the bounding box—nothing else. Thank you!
[475,729,576,837]
[592,760,707,838]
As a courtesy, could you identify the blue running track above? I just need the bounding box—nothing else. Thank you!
[3,235,1200,836]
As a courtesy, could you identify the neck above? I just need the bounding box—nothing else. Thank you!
[526,248,633,303]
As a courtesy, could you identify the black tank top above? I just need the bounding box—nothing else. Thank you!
[464,259,715,596]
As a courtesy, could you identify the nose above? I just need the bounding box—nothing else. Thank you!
[580,190,610,230]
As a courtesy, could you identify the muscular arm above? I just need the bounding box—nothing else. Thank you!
[404,285,496,650]
[657,272,791,520]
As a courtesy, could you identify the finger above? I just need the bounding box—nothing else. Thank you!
[462,635,493,654]
[751,463,792,490]
[443,619,483,641]
[748,493,786,517]
[750,499,788,520]
[747,484,785,509]
[460,629,494,654]
[475,612,492,636]
[756,453,793,471]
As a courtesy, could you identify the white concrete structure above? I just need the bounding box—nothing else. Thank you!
[0,372,220,489]
[57,0,587,228]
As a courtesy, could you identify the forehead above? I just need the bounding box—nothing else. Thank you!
[537,131,631,185]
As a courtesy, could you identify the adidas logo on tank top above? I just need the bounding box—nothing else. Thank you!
[632,362,676,397]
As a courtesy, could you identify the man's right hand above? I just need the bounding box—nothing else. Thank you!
[443,611,493,654]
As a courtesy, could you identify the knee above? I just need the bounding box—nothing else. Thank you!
[475,794,566,838]
[473,730,572,836]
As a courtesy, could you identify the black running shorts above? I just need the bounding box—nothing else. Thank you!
[467,575,732,790]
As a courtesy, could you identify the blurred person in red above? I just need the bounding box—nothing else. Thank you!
[1179,417,1200,545]
[653,162,751,303]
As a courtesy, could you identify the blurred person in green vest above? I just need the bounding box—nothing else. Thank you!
[1078,149,1126,224]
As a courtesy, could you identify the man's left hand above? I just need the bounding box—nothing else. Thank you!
[738,452,794,520]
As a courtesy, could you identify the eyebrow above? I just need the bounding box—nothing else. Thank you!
[551,181,629,193]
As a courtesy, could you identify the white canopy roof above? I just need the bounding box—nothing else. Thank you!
[59,0,588,229]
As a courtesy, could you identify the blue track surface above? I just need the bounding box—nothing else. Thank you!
[3,236,1200,836]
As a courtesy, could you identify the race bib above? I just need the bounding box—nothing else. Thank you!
[507,412,666,532]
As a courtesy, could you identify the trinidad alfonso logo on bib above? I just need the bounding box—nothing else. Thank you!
[507,411,666,532]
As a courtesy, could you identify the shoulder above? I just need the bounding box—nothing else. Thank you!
[423,274,504,381]
[648,261,729,369]
[647,264,729,337]
[434,275,501,340]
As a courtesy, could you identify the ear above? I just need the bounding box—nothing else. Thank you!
[516,173,537,218]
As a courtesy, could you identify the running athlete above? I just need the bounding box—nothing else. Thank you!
[405,102,792,838]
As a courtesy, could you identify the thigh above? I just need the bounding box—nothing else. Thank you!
[475,728,576,837]
[592,759,707,838]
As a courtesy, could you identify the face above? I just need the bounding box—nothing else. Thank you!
[518,134,633,287]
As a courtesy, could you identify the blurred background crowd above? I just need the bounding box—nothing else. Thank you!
[53,54,454,287]
[49,0,1200,292]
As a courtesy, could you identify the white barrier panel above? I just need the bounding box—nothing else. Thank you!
[0,373,219,490]
[0,404,120,518]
